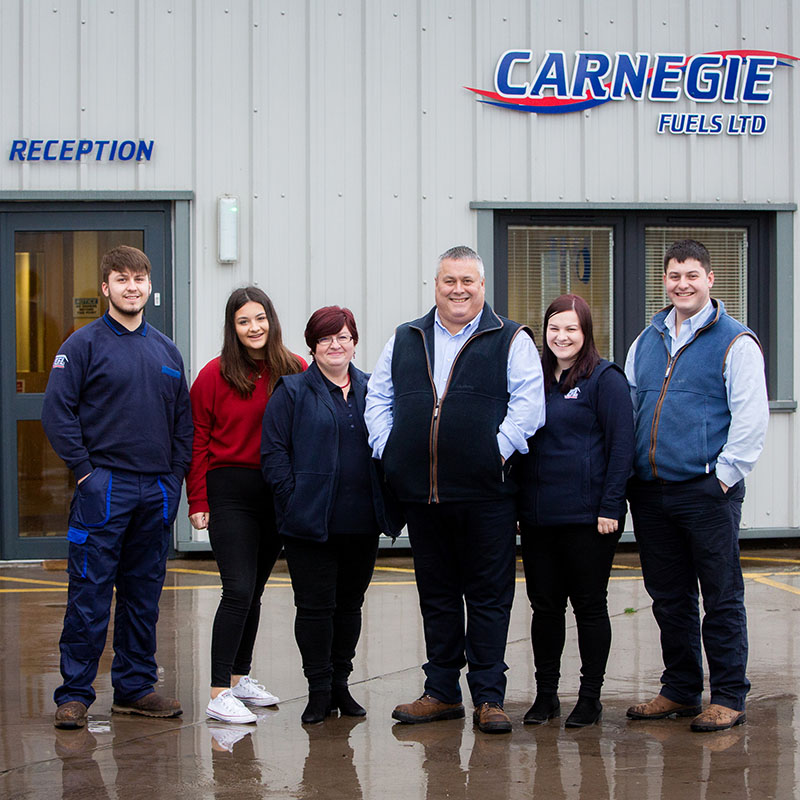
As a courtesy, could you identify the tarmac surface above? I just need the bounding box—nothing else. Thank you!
[1,543,799,799]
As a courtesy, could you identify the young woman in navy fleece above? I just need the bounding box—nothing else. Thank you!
[187,287,306,725]
[518,294,634,729]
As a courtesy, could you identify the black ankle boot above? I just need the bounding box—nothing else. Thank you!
[565,696,602,728]
[523,693,560,725]
[301,691,332,725]
[330,685,366,717]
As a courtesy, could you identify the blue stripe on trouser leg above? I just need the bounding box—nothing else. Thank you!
[54,470,176,708]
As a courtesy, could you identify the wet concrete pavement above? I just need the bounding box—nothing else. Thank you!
[1,545,799,799]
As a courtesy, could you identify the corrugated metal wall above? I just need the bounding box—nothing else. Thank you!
[1,0,798,531]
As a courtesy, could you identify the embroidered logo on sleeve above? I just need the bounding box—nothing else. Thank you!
[52,354,69,369]
[565,387,581,399]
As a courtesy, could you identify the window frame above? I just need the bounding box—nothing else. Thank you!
[486,206,792,403]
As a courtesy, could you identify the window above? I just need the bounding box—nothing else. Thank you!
[645,226,748,325]
[507,225,614,357]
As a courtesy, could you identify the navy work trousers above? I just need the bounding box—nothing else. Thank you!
[628,473,749,711]
[404,499,517,706]
[55,468,181,708]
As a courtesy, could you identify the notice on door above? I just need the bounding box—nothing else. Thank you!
[73,297,100,318]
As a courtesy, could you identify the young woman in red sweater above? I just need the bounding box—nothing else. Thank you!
[187,287,306,724]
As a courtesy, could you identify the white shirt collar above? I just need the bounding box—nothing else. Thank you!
[664,299,714,338]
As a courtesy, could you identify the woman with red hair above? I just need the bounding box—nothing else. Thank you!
[518,294,634,729]
[261,306,402,725]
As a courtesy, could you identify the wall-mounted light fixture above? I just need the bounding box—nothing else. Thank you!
[218,195,239,263]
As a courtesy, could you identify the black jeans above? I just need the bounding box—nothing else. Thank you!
[283,534,379,692]
[405,499,517,706]
[520,522,621,699]
[207,467,282,688]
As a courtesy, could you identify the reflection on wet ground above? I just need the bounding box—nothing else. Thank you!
[1,545,799,798]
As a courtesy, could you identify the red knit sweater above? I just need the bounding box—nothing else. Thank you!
[186,355,307,514]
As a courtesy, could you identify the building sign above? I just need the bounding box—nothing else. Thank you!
[8,139,154,161]
[467,49,798,135]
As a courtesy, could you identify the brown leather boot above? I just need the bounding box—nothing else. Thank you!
[392,694,465,724]
[690,704,746,732]
[473,702,512,733]
[626,694,701,720]
[54,700,88,729]
[111,692,182,718]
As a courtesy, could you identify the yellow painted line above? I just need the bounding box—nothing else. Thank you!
[611,564,641,571]
[167,567,220,576]
[741,555,800,566]
[0,588,68,593]
[373,565,416,574]
[751,576,800,596]
[0,575,69,587]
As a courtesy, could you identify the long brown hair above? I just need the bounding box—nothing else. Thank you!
[541,294,601,393]
[220,287,303,397]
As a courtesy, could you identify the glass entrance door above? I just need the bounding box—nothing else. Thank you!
[1,206,171,559]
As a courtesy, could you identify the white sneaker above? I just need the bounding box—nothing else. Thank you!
[208,724,253,752]
[206,690,257,724]
[231,675,280,706]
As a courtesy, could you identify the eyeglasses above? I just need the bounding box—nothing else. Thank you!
[317,334,353,347]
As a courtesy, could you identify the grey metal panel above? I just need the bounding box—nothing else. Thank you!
[0,0,797,537]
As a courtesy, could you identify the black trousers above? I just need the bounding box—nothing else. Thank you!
[283,534,379,692]
[405,499,517,706]
[520,522,621,699]
[207,467,282,688]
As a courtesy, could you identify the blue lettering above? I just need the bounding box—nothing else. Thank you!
[59,140,75,160]
[136,140,154,161]
[727,115,743,134]
[117,141,135,161]
[610,52,650,99]
[76,140,93,160]
[742,56,776,102]
[649,54,685,101]
[44,140,58,160]
[95,140,109,159]
[722,56,743,102]
[709,114,723,134]
[494,49,532,97]
[109,140,118,160]
[685,54,723,101]
[28,139,43,160]
[9,140,26,161]
[751,114,767,134]
[685,114,700,133]
[657,113,672,134]
[529,50,569,97]
[571,51,611,98]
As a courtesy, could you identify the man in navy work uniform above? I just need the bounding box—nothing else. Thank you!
[625,239,769,733]
[365,245,545,733]
[42,245,193,730]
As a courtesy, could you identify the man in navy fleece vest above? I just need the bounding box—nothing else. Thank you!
[42,245,193,730]
[625,239,769,733]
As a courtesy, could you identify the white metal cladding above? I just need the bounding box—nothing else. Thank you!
[1,0,798,531]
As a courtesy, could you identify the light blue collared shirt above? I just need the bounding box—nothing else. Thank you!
[624,299,769,487]
[365,307,546,461]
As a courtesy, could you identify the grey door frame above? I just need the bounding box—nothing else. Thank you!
[0,201,174,560]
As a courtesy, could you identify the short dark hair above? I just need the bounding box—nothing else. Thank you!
[663,239,711,273]
[101,245,152,283]
[304,306,359,354]
[541,294,601,393]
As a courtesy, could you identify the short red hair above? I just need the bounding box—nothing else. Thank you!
[304,306,359,353]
